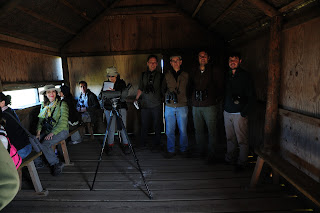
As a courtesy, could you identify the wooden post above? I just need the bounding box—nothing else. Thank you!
[61,56,70,86]
[263,15,282,153]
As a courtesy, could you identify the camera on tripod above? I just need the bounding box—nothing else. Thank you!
[100,84,132,109]
[166,91,178,104]
[195,90,207,102]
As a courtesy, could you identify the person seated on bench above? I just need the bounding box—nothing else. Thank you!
[35,85,69,176]
[0,93,32,159]
[59,85,82,145]
[76,81,99,140]
[0,135,19,211]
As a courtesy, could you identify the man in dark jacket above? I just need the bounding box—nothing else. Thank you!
[76,81,99,140]
[134,55,163,151]
[191,51,224,163]
[224,52,255,172]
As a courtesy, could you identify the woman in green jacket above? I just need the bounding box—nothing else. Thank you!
[36,85,69,176]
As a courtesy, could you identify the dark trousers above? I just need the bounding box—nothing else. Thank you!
[140,105,162,147]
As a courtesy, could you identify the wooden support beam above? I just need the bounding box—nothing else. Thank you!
[263,15,282,152]
[59,0,92,21]
[61,0,120,51]
[0,28,60,49]
[246,0,279,17]
[62,57,70,86]
[192,0,206,18]
[0,0,23,18]
[0,40,60,56]
[279,0,308,13]
[16,6,77,35]
[208,0,243,29]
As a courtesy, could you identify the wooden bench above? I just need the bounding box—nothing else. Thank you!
[18,151,49,196]
[250,148,320,207]
[52,124,85,166]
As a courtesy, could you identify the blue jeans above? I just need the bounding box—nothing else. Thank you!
[165,106,188,153]
[18,144,32,159]
[36,130,69,166]
[105,109,128,145]
[192,105,218,157]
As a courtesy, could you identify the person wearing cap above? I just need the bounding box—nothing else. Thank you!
[162,55,190,158]
[76,81,99,140]
[190,50,224,164]
[35,85,69,176]
[98,67,130,155]
[134,55,163,151]
[59,85,82,145]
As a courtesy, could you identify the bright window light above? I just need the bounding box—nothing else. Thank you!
[3,89,39,109]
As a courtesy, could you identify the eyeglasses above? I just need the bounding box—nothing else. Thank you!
[109,76,116,77]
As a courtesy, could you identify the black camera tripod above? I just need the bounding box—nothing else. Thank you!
[90,98,152,200]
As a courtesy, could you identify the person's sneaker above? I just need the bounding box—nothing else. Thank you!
[70,140,81,145]
[123,145,131,155]
[52,162,64,176]
[106,145,113,156]
[34,161,45,169]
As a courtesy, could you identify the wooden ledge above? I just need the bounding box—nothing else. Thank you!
[252,148,320,207]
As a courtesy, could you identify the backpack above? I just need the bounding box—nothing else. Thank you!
[0,130,22,169]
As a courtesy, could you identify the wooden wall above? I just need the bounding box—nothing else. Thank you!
[231,16,320,181]
[0,47,63,86]
[63,15,216,54]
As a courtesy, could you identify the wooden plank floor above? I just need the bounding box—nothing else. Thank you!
[3,135,314,212]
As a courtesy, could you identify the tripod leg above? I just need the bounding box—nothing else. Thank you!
[116,110,153,199]
[90,112,114,191]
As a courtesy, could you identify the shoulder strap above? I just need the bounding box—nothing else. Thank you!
[3,111,33,136]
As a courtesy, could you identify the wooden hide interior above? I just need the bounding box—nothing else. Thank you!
[0,0,320,210]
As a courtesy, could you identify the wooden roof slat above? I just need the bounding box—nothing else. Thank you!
[110,5,178,14]
[0,0,23,18]
[246,0,279,17]
[208,0,243,30]
[16,6,77,35]
[59,0,92,22]
[192,0,206,18]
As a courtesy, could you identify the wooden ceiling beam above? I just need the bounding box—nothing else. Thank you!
[0,28,60,48]
[61,0,120,52]
[192,0,206,18]
[59,0,92,22]
[279,0,308,13]
[17,6,77,35]
[246,0,279,17]
[208,0,243,29]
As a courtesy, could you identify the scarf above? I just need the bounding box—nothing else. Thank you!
[38,99,58,119]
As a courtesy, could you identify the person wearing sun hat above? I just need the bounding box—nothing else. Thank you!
[35,84,69,176]
[98,67,130,155]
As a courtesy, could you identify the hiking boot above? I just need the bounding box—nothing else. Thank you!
[106,145,113,156]
[52,162,64,176]
[123,145,131,155]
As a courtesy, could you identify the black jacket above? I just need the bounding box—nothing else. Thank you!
[63,96,80,124]
[3,107,29,150]
[224,68,256,117]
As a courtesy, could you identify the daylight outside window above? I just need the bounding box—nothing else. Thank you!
[3,88,40,109]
